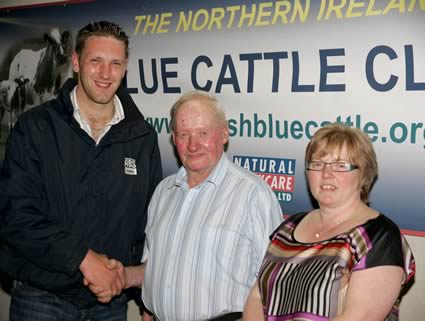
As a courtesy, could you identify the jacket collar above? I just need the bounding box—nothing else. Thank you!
[57,78,155,144]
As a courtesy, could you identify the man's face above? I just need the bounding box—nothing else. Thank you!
[173,99,229,185]
[72,36,127,107]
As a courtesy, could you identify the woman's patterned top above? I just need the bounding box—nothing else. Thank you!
[259,212,415,321]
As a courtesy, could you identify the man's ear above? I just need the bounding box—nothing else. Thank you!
[222,127,229,145]
[71,52,80,73]
[121,59,129,79]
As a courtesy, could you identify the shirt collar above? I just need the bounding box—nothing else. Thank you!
[70,86,125,126]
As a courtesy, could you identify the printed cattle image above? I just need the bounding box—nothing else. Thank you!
[0,78,28,136]
[0,27,72,139]
[8,28,71,107]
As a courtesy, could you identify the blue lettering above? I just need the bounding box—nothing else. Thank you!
[216,55,241,93]
[138,58,158,94]
[161,57,181,94]
[191,55,213,91]
[264,51,288,93]
[240,53,262,93]
[292,51,314,92]
[319,48,345,92]
[405,45,425,91]
[366,45,398,92]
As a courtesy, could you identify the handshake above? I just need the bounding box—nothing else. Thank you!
[79,249,144,303]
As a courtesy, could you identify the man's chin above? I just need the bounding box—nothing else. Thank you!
[92,94,115,105]
[185,161,206,171]
[92,86,118,102]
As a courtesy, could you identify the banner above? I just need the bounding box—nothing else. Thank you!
[0,0,424,235]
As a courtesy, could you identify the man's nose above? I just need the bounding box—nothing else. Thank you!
[99,63,112,79]
[188,135,200,150]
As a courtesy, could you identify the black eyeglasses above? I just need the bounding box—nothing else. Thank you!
[306,161,358,172]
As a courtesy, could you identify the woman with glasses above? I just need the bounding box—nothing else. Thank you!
[243,123,415,321]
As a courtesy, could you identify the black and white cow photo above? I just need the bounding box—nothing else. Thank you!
[0,27,72,151]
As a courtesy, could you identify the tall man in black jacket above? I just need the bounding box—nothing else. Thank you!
[0,21,162,321]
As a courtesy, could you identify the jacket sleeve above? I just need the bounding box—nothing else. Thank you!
[0,116,88,278]
[148,132,163,203]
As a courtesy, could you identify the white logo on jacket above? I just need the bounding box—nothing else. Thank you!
[124,158,137,175]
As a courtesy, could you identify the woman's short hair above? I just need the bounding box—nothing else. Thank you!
[305,123,378,203]
[169,90,227,131]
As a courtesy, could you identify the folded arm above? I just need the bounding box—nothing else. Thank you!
[331,265,404,321]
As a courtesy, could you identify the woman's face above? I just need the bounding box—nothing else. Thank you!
[307,144,362,209]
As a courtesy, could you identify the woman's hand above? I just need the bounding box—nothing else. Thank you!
[243,280,265,321]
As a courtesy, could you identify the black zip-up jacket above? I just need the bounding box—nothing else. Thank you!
[0,78,162,308]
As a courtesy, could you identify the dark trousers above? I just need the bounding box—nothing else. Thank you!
[153,312,242,321]
[209,312,243,321]
[10,282,128,321]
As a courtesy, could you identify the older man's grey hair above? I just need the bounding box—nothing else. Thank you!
[169,90,228,131]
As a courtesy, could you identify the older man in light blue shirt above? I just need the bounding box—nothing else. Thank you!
[125,91,282,321]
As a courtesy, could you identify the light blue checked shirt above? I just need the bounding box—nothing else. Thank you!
[142,153,283,321]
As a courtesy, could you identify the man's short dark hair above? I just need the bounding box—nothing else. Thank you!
[75,20,129,58]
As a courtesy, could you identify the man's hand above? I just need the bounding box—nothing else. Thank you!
[142,310,153,321]
[87,257,126,302]
[80,249,125,303]
[125,265,145,288]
